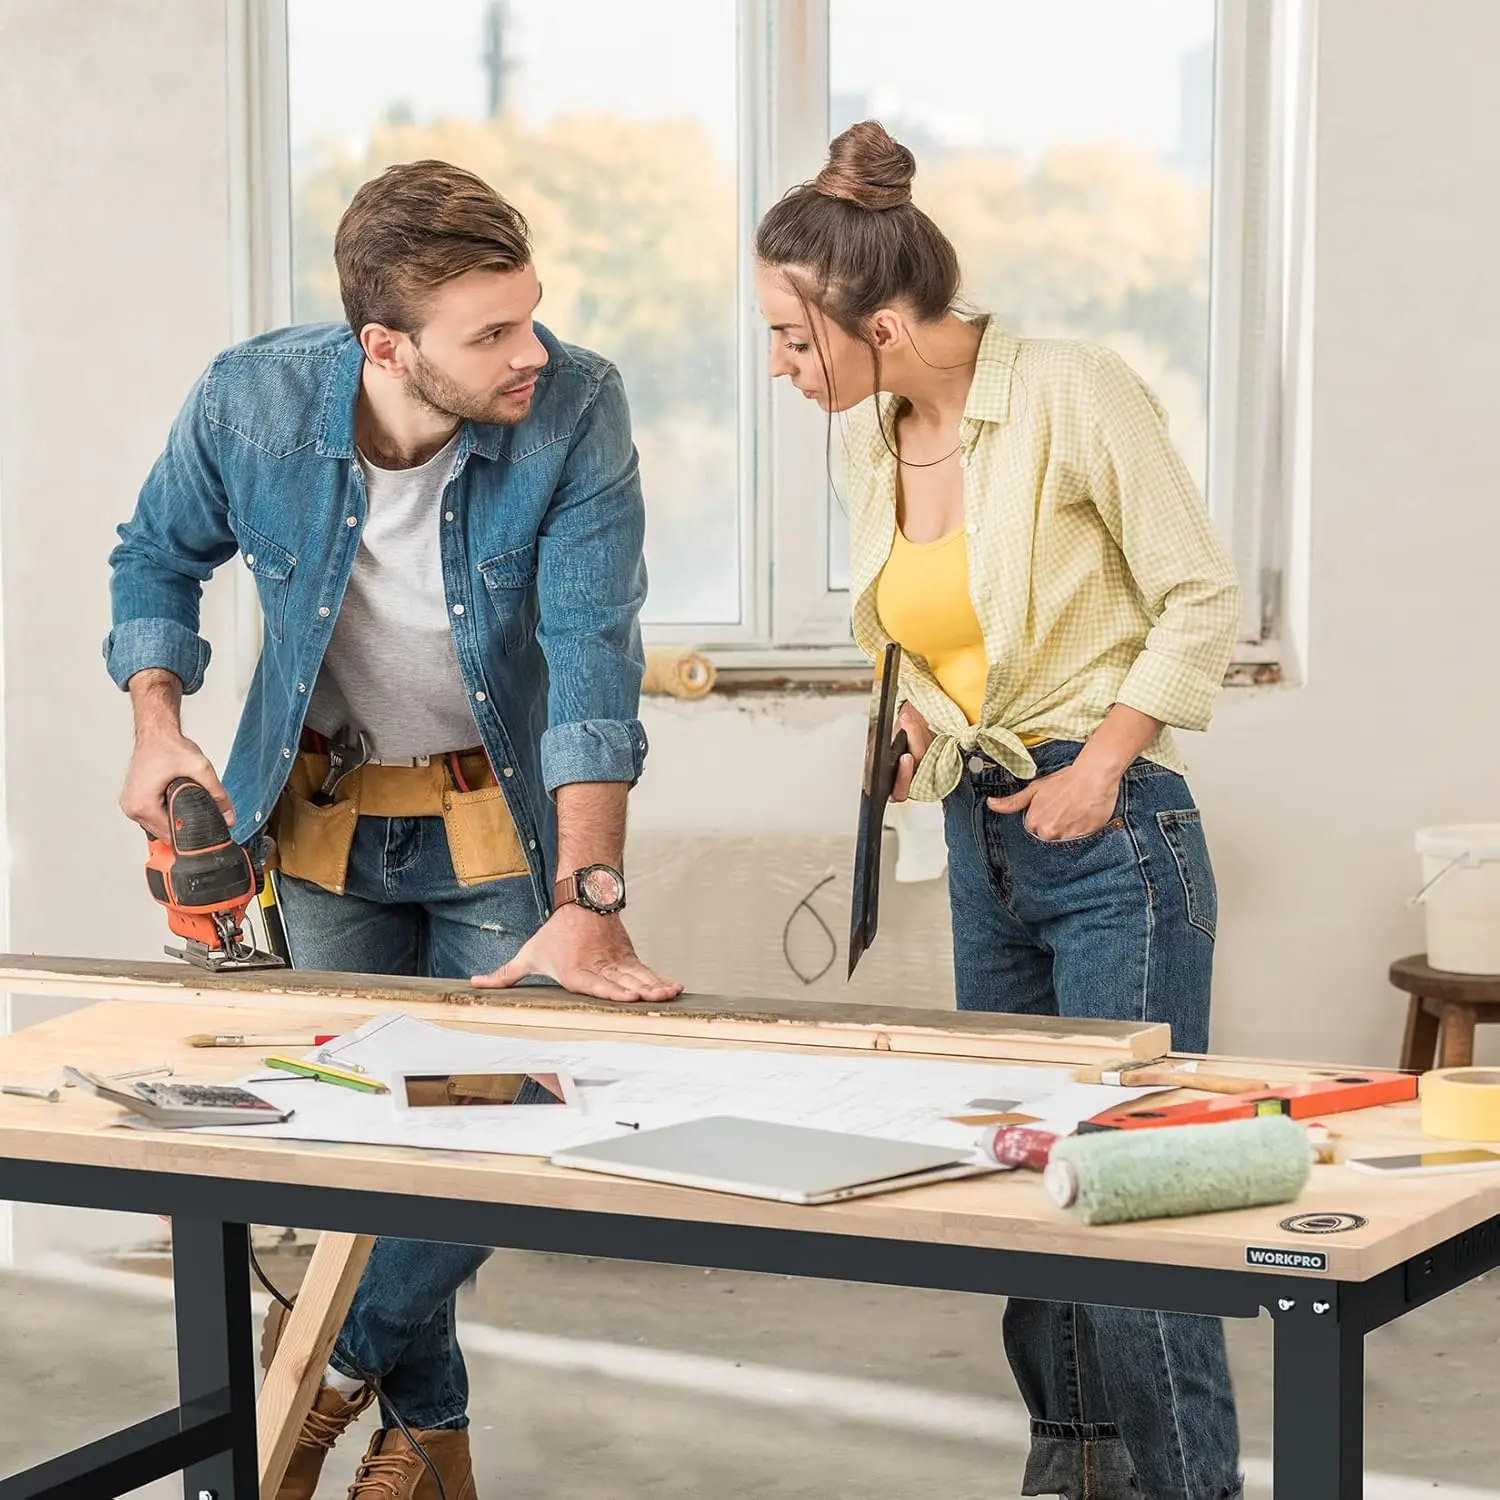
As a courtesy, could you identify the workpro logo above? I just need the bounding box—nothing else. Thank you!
[1246,1246,1328,1271]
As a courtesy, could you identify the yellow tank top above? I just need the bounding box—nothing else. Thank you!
[876,528,989,726]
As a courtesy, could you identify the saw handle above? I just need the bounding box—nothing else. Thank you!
[145,780,259,920]
[163,777,234,855]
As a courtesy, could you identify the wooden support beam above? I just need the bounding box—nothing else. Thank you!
[256,1231,374,1500]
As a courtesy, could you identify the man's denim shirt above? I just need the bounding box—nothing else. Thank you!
[105,322,649,921]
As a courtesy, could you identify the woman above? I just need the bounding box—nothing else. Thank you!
[755,122,1243,1500]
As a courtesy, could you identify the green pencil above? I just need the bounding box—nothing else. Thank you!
[262,1054,388,1094]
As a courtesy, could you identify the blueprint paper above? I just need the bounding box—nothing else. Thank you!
[160,1012,1166,1160]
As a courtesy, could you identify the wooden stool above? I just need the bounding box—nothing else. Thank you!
[1391,954,1500,1071]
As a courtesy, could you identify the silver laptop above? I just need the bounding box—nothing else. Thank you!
[550,1116,995,1205]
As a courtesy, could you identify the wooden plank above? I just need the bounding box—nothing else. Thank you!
[256,1232,373,1500]
[0,954,1170,1064]
[0,997,1484,1284]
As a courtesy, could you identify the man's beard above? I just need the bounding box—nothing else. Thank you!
[407,345,532,427]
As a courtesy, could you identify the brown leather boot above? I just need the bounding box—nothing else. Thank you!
[261,1299,375,1500]
[348,1427,478,1500]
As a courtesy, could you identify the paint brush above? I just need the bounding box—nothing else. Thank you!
[1073,1057,1268,1094]
[185,1032,338,1049]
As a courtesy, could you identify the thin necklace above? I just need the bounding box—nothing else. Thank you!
[884,399,964,468]
[895,442,962,469]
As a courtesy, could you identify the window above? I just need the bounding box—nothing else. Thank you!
[281,0,741,629]
[239,0,1296,665]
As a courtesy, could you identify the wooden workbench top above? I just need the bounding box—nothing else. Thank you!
[0,974,1489,1285]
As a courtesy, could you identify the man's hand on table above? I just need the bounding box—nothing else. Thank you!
[471,904,683,1004]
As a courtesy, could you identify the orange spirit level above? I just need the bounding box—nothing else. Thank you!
[1083,1071,1418,1132]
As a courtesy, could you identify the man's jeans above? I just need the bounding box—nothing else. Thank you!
[944,741,1243,1500]
[277,813,542,1432]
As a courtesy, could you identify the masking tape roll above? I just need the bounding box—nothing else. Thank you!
[641,648,716,700]
[1420,1067,1500,1141]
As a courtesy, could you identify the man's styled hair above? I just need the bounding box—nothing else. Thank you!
[334,159,532,336]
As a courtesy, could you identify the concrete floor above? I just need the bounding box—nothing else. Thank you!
[0,1243,1496,1498]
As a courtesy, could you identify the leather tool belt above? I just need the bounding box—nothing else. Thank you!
[269,728,527,895]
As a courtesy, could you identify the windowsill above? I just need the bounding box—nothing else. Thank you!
[710,665,874,696]
[645,648,1286,699]
[1223,659,1286,689]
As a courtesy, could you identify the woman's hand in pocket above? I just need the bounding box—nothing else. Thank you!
[988,761,1121,842]
[890,703,934,803]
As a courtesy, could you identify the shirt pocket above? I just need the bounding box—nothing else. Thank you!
[477,544,539,654]
[235,521,296,644]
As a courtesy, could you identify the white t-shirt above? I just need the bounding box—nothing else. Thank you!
[306,432,480,757]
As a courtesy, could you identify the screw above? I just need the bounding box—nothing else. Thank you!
[1277,1298,1295,1311]
[1313,1301,1331,1315]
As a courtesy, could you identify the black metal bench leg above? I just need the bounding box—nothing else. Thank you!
[173,1218,258,1500]
[1271,1292,1362,1499]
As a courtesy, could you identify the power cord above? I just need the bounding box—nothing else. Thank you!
[250,1243,450,1500]
[782,874,838,986]
[249,1242,293,1311]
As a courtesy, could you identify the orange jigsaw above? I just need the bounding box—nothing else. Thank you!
[144,779,284,972]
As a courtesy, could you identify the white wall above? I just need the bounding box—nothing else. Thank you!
[0,0,1496,1216]
[1195,0,1500,1060]
[0,0,243,963]
[0,0,242,1259]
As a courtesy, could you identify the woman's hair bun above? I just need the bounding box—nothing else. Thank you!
[813,120,916,211]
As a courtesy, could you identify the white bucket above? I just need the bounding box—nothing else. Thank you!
[1413,825,1500,974]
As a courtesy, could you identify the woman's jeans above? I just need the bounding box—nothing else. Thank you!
[277,813,545,1431]
[944,740,1243,1500]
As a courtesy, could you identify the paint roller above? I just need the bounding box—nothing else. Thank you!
[984,1116,1313,1226]
[641,648,716,700]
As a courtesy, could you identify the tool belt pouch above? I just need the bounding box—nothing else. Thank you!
[441,750,528,887]
[271,755,360,896]
[275,749,526,892]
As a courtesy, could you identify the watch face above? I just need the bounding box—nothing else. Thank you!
[581,866,624,909]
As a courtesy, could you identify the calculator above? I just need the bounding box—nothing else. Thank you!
[64,1067,293,1128]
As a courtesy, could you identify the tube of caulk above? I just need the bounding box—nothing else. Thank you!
[982,1124,1059,1171]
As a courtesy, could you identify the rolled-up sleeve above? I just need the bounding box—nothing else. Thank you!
[1087,348,1241,730]
[536,364,649,792]
[104,367,238,694]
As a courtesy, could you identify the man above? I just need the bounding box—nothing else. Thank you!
[107,159,681,1500]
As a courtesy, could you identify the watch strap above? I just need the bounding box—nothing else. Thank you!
[553,864,626,915]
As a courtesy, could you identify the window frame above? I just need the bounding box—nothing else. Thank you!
[235,0,1301,675]
[1208,0,1310,665]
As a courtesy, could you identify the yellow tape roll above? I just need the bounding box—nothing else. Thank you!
[1420,1067,1500,1141]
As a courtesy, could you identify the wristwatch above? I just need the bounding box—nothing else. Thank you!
[553,863,627,916]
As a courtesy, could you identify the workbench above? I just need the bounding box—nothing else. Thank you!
[0,957,1495,1500]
